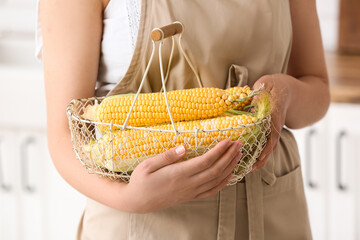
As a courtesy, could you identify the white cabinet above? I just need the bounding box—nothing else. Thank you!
[0,68,86,240]
[0,130,47,240]
[292,103,360,240]
[17,131,47,240]
[0,129,86,240]
[328,104,360,240]
[0,1,86,238]
[45,154,87,240]
[292,115,330,240]
[0,131,19,240]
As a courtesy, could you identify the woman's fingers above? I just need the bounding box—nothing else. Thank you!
[195,173,233,200]
[192,141,242,184]
[251,76,284,171]
[195,148,241,193]
[179,139,233,175]
[141,145,187,173]
[252,128,280,171]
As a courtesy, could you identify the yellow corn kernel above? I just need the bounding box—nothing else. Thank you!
[90,88,244,127]
[226,86,252,110]
[85,114,258,172]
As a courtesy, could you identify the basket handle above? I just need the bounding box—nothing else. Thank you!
[151,22,183,41]
[123,21,198,133]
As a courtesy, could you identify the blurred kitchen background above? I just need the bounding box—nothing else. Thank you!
[0,0,360,239]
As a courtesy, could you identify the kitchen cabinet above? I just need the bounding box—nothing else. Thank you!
[292,103,360,240]
[0,129,47,240]
[328,104,360,240]
[0,130,19,240]
[0,67,86,240]
[292,115,330,240]
[17,131,47,240]
[0,127,87,240]
[45,150,87,240]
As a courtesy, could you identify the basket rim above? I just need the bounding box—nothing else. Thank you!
[66,97,271,133]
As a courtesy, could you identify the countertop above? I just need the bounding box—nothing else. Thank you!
[326,52,360,103]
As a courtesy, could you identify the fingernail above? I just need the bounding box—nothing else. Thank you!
[259,154,267,161]
[175,145,185,155]
[252,165,257,171]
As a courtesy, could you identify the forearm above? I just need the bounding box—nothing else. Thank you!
[279,0,330,129]
[40,0,132,211]
[48,128,136,212]
[274,73,330,129]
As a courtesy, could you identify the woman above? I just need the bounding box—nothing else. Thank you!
[38,0,330,239]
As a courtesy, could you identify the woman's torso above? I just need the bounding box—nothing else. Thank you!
[78,0,312,239]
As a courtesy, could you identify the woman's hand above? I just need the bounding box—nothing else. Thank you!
[123,139,242,213]
[251,74,291,171]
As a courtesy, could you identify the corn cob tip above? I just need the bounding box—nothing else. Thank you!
[254,91,272,120]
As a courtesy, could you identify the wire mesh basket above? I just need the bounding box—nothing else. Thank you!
[66,22,272,185]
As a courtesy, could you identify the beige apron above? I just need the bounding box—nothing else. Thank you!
[77,0,312,239]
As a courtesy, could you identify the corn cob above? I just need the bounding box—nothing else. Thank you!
[226,86,252,110]
[82,87,253,128]
[84,114,259,172]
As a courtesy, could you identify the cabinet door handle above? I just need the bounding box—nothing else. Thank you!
[20,137,36,193]
[0,139,12,192]
[336,131,347,191]
[305,129,317,189]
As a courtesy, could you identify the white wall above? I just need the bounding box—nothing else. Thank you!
[316,0,340,51]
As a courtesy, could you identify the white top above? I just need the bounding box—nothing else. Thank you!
[36,0,141,96]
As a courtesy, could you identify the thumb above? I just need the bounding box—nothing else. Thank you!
[144,145,186,172]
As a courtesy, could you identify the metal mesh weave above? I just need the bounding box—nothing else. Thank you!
[67,97,271,185]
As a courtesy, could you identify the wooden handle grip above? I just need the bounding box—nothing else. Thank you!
[151,22,183,41]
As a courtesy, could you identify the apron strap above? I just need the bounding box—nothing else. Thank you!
[216,184,237,240]
[245,171,265,240]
